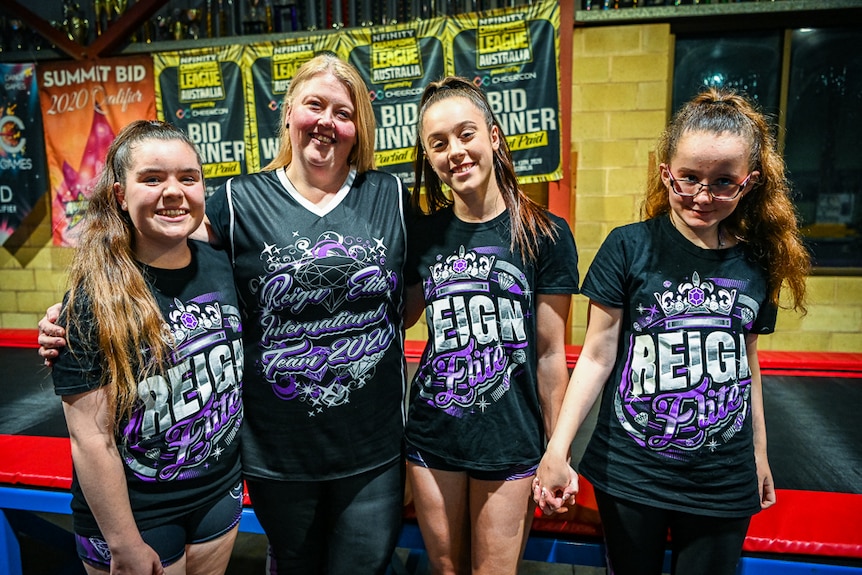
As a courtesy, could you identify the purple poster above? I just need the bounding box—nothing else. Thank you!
[0,63,47,245]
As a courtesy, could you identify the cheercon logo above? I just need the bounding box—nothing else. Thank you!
[474,73,537,87]
[175,107,229,119]
[368,87,424,102]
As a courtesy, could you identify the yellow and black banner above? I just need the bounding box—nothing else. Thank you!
[450,1,561,183]
[244,35,337,172]
[154,45,247,196]
[342,18,447,187]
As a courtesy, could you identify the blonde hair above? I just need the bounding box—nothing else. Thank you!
[264,52,376,173]
[62,120,202,429]
[643,88,809,312]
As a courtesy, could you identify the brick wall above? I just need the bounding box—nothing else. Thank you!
[0,195,71,331]
[2,22,860,351]
[568,23,672,346]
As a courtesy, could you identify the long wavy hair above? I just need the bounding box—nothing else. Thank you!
[411,76,557,263]
[61,120,203,430]
[643,88,809,312]
[264,52,376,173]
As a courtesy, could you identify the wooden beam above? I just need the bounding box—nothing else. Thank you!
[2,0,168,60]
[2,1,89,60]
[83,0,167,59]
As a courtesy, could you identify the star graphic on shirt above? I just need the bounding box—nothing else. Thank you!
[212,446,223,460]
[293,230,300,237]
[706,438,719,452]
[373,237,386,253]
[300,383,317,399]
[477,397,489,412]
[263,242,279,256]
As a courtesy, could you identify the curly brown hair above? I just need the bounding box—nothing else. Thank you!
[643,88,809,312]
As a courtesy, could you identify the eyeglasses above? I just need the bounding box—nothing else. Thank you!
[667,169,753,202]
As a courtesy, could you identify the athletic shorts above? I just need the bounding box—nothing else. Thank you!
[75,480,244,569]
[405,443,537,481]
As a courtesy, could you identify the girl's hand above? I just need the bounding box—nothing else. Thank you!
[756,453,776,510]
[532,457,579,515]
[109,540,165,575]
[37,302,65,366]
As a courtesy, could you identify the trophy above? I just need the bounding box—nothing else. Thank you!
[63,0,90,45]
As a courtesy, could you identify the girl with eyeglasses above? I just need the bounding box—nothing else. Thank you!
[532,88,810,575]
[403,77,580,574]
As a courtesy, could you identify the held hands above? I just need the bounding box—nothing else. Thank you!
[37,302,65,367]
[531,457,579,516]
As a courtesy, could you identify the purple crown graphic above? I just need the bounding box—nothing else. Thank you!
[167,298,224,345]
[655,271,735,318]
[430,245,495,286]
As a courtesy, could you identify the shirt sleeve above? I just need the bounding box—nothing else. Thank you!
[205,179,231,251]
[52,292,104,397]
[751,298,778,334]
[580,226,629,309]
[536,213,580,294]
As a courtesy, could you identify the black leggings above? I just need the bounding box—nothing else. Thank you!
[595,489,751,575]
[245,459,404,575]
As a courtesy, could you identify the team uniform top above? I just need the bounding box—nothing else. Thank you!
[404,208,580,470]
[207,167,409,481]
[52,240,244,535]
[579,215,777,517]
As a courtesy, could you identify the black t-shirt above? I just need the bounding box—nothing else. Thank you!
[578,215,777,517]
[404,208,580,470]
[53,240,244,535]
[206,167,409,481]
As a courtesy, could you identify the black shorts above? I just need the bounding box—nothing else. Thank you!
[75,480,244,569]
[405,443,537,481]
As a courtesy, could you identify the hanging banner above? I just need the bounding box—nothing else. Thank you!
[154,45,246,196]
[450,1,561,183]
[244,35,337,173]
[0,63,47,246]
[342,18,447,187]
[38,56,156,246]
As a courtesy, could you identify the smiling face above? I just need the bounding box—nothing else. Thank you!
[285,71,358,178]
[660,129,757,247]
[420,95,501,205]
[114,138,205,265]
